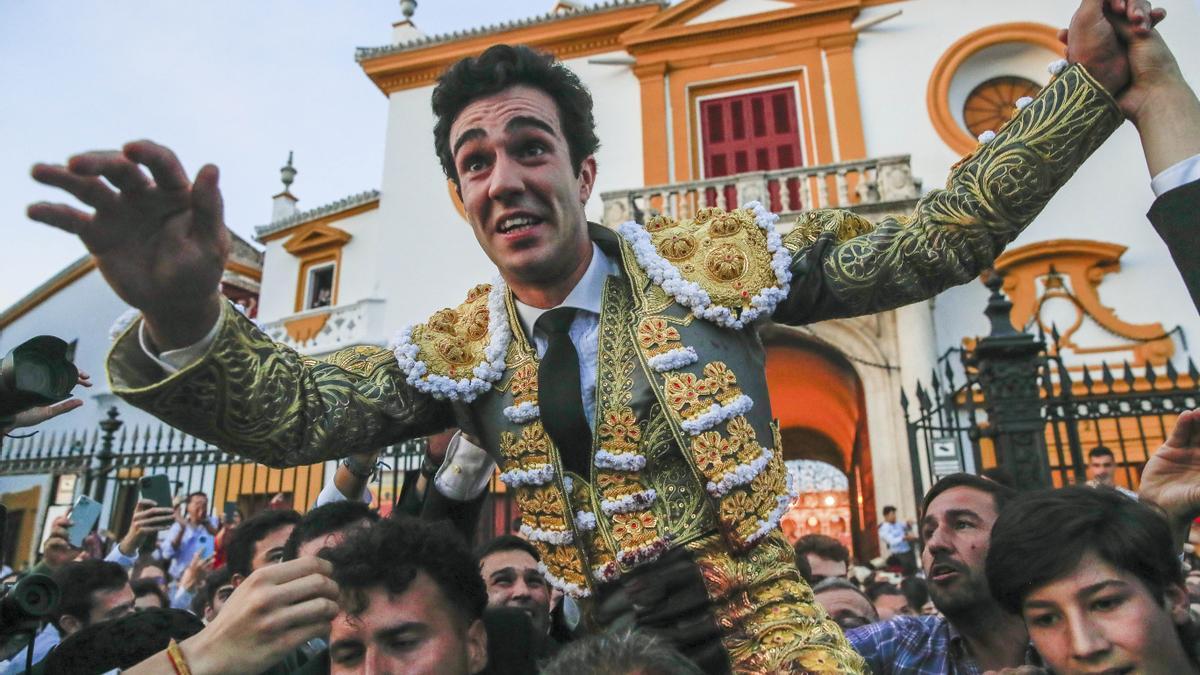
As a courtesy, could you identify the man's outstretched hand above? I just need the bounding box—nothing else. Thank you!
[1064,0,1166,96]
[28,141,230,351]
[1139,409,1200,549]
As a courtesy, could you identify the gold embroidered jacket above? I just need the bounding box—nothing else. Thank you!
[108,64,1121,673]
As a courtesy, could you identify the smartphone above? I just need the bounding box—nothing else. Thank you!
[223,502,239,521]
[139,474,172,508]
[67,495,102,548]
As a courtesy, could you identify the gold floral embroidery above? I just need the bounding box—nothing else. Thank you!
[635,317,683,359]
[407,284,493,380]
[597,409,640,452]
[687,532,866,673]
[508,363,538,408]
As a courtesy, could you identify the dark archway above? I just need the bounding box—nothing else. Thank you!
[763,332,879,561]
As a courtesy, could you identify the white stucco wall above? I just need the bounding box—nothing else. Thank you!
[851,0,1200,365]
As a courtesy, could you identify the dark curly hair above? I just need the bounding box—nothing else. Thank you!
[320,516,486,626]
[431,43,599,184]
[282,500,379,561]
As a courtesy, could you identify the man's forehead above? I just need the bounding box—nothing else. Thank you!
[450,86,562,141]
[925,486,997,520]
[481,548,538,573]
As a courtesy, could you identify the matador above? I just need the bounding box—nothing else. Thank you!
[95,40,1123,673]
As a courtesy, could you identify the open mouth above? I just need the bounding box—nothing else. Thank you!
[497,215,543,235]
[929,562,961,583]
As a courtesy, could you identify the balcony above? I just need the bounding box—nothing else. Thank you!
[600,155,922,229]
[260,298,388,357]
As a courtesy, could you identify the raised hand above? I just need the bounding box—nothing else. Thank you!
[41,515,83,570]
[166,557,339,675]
[3,370,91,434]
[117,498,177,557]
[28,141,230,350]
[1139,409,1200,548]
[1062,0,1166,95]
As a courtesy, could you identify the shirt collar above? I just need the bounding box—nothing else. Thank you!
[513,242,616,337]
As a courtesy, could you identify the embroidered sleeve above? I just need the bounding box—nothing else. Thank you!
[774,63,1124,324]
[108,301,454,468]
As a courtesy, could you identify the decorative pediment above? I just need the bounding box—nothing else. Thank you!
[282,223,353,257]
[993,239,1175,365]
[622,0,861,53]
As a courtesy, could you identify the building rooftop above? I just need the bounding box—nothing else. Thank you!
[253,190,381,240]
[354,0,665,61]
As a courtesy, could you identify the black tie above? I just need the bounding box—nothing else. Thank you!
[536,308,591,478]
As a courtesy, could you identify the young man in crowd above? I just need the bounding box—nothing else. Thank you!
[793,534,851,584]
[878,505,919,574]
[813,578,879,632]
[193,567,235,623]
[988,486,1199,674]
[161,492,218,580]
[477,535,552,640]
[867,582,915,622]
[225,508,301,579]
[848,474,1030,674]
[0,560,134,673]
[281,501,379,561]
[1085,446,1138,499]
[320,517,488,675]
[131,577,170,610]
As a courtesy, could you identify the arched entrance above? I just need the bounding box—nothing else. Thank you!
[764,335,878,561]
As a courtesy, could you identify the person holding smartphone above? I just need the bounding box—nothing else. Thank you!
[161,491,218,580]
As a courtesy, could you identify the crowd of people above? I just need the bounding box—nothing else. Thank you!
[2,0,1198,671]
[1,410,1198,674]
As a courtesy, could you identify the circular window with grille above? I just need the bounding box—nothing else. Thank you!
[962,76,1042,138]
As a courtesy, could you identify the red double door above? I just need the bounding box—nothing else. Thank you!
[700,86,804,179]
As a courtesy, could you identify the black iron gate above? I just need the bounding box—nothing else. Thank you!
[904,274,1199,499]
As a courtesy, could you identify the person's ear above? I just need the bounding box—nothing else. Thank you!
[58,614,82,636]
[1165,582,1191,625]
[577,156,597,205]
[466,618,488,674]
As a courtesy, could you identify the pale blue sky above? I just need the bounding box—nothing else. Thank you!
[0,0,574,311]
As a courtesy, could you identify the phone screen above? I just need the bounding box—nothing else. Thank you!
[67,495,102,548]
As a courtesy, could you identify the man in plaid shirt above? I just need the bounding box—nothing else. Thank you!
[847,475,1035,675]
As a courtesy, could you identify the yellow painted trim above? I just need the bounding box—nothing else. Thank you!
[926,22,1064,156]
[1,486,42,570]
[258,200,379,244]
[358,3,662,94]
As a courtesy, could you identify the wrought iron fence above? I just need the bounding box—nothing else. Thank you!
[903,274,1200,500]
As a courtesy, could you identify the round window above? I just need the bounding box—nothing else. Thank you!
[962,76,1042,138]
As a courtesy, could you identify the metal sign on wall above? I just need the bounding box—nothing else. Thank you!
[929,437,964,481]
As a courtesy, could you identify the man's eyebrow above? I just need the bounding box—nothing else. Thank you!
[943,509,982,521]
[375,622,424,641]
[489,567,517,581]
[452,128,486,157]
[505,116,556,137]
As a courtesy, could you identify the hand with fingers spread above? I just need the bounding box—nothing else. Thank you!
[1139,409,1200,549]
[138,557,341,675]
[27,140,230,351]
[1062,0,1166,95]
[1,370,92,435]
